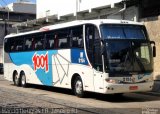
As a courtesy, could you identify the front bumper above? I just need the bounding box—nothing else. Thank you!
[104,81,154,94]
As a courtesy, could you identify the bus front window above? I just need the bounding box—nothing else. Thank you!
[100,24,153,73]
[105,41,153,73]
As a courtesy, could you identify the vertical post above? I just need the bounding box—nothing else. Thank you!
[46,10,50,22]
[4,19,7,36]
[2,14,7,36]
[7,7,10,34]
[3,8,10,36]
[76,0,81,20]
[76,0,78,20]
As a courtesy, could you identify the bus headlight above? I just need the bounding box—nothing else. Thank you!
[105,79,119,84]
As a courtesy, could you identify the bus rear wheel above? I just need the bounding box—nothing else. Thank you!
[13,72,20,86]
[73,76,84,98]
[20,73,27,87]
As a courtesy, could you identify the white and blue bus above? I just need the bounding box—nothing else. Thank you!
[4,19,156,97]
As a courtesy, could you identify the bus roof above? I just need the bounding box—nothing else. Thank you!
[5,19,144,38]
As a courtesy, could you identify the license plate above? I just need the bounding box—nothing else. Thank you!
[129,86,138,90]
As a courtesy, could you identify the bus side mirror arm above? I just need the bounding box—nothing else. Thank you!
[150,41,156,57]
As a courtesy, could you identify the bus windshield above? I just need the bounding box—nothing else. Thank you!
[100,24,153,73]
[104,41,153,73]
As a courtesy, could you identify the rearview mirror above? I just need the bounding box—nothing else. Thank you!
[153,45,156,57]
[150,41,156,57]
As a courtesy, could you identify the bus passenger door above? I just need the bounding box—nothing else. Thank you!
[85,24,104,93]
[93,39,104,93]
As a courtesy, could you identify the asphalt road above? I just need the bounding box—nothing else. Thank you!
[0,75,160,114]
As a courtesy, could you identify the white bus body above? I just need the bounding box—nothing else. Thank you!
[3,19,155,97]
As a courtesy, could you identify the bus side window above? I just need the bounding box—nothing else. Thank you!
[85,24,102,71]
[78,36,84,48]
[33,35,44,50]
[45,33,55,49]
[10,41,16,51]
[72,37,78,47]
[31,38,35,49]
[94,27,102,71]
[57,28,69,49]
[25,37,35,50]
[25,38,32,50]
[70,25,83,48]
[9,37,24,52]
[35,41,43,49]
[59,38,68,48]
[85,25,94,65]
[4,39,10,52]
[15,38,24,51]
[54,34,58,48]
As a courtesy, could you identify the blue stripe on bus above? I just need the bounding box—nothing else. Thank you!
[9,49,89,86]
[9,50,58,86]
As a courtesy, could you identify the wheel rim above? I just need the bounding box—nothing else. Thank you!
[75,80,83,94]
[21,75,26,85]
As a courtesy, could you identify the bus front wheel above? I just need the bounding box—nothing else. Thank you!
[73,76,84,97]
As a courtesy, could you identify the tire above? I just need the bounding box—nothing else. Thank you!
[20,73,27,87]
[73,76,84,97]
[13,72,20,86]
